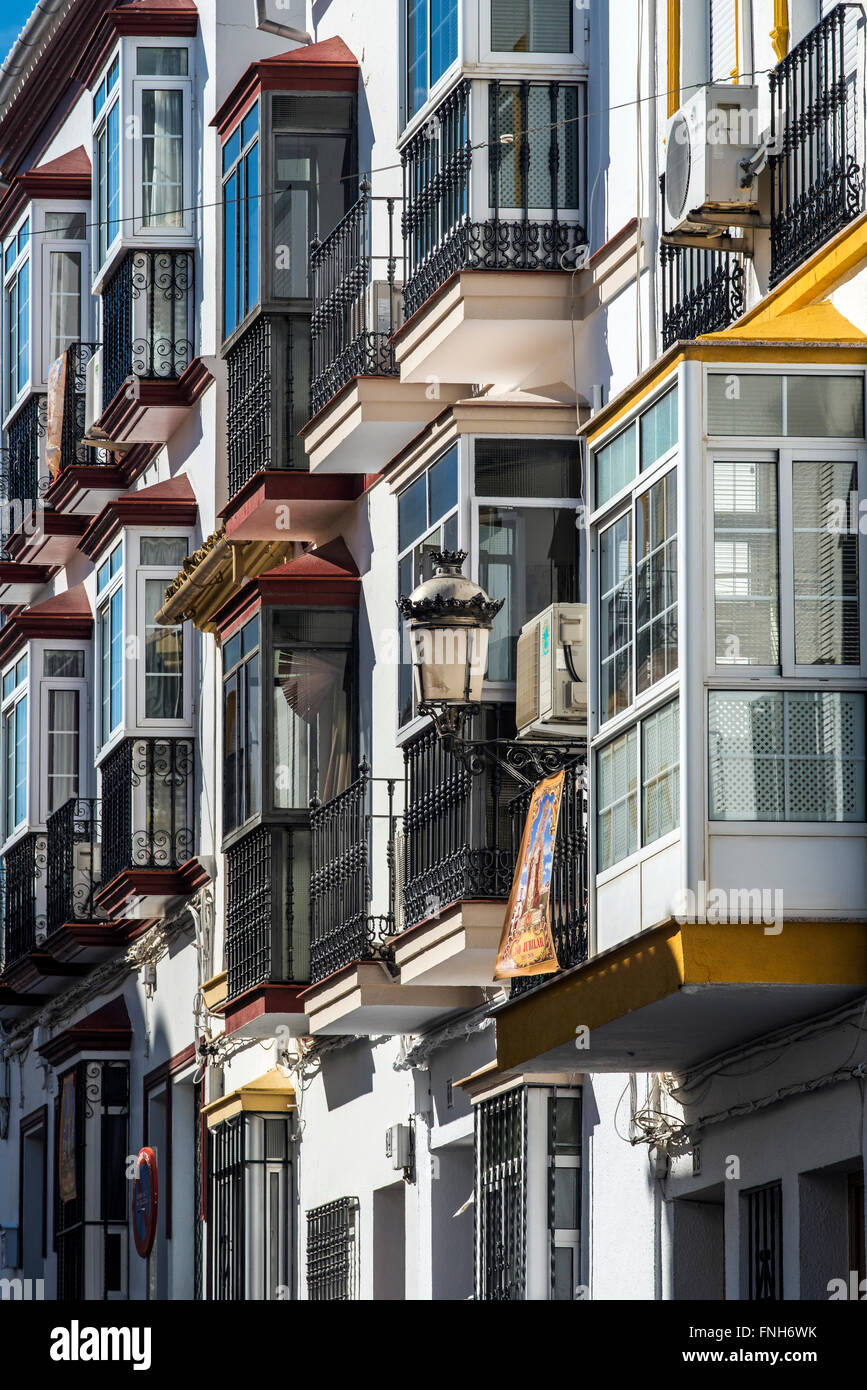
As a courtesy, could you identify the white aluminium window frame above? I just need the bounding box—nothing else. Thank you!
[1,652,30,844]
[131,67,194,239]
[92,50,122,276]
[592,691,682,886]
[704,443,867,682]
[480,0,587,66]
[3,210,32,418]
[133,529,193,730]
[38,645,89,823]
[96,539,125,756]
[39,205,90,380]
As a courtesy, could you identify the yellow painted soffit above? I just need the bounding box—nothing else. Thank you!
[701,298,866,346]
[202,1068,296,1130]
[495,921,867,1074]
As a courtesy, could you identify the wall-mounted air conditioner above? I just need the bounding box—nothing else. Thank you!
[664,83,759,234]
[516,603,587,741]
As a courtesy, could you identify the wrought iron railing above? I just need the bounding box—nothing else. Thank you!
[307,1197,359,1301]
[225,823,310,999]
[309,764,399,982]
[507,762,588,999]
[100,737,194,886]
[769,4,865,286]
[659,235,746,350]
[226,313,308,497]
[0,395,47,548]
[45,797,101,934]
[402,79,586,318]
[59,342,103,469]
[309,186,402,415]
[402,712,523,929]
[0,833,47,969]
[474,1086,527,1301]
[102,249,195,408]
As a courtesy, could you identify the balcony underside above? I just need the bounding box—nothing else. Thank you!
[302,960,488,1035]
[222,470,365,541]
[0,560,49,604]
[303,377,469,473]
[392,900,507,987]
[495,920,867,1075]
[394,270,581,390]
[45,463,128,517]
[1,951,87,997]
[42,921,126,965]
[221,983,309,1039]
[0,985,43,1020]
[94,861,207,919]
[4,511,87,566]
[97,359,212,445]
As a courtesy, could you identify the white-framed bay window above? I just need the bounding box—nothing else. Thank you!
[136,533,189,727]
[132,45,193,236]
[39,646,88,822]
[93,51,121,270]
[2,652,29,842]
[3,213,31,416]
[595,696,681,874]
[42,208,88,376]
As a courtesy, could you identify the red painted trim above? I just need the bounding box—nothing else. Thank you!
[94,866,193,916]
[79,490,197,561]
[96,356,214,443]
[222,983,307,1035]
[76,5,199,89]
[35,998,133,1066]
[221,469,363,532]
[211,39,359,137]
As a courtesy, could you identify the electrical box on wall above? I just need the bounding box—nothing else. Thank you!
[385,1122,413,1173]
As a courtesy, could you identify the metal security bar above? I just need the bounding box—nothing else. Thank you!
[309,764,399,982]
[0,396,45,544]
[659,239,746,348]
[209,1114,294,1301]
[508,762,588,999]
[746,1182,783,1300]
[402,79,586,319]
[225,824,309,999]
[769,4,865,286]
[102,249,194,407]
[309,186,402,415]
[402,711,522,930]
[100,737,194,886]
[475,1087,527,1300]
[307,1197,358,1300]
[60,342,102,469]
[0,832,46,968]
[46,797,101,934]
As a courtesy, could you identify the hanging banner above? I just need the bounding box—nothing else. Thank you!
[495,769,564,978]
[58,1071,77,1204]
[45,351,67,481]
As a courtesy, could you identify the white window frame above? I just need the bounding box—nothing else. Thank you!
[3,210,32,419]
[92,49,122,277]
[478,76,586,226]
[96,539,125,757]
[134,530,193,730]
[705,444,867,682]
[39,207,89,380]
[131,62,194,240]
[402,0,462,135]
[589,378,679,521]
[469,433,583,701]
[480,0,588,66]
[38,645,89,824]
[593,693,681,885]
[1,652,30,845]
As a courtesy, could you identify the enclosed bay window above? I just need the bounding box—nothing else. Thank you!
[709,690,866,822]
[4,217,31,410]
[2,654,28,839]
[596,698,680,872]
[210,1113,294,1302]
[475,438,582,683]
[406,0,459,121]
[489,83,582,214]
[398,447,460,726]
[222,103,259,338]
[44,212,86,371]
[93,55,120,268]
[135,47,189,230]
[97,543,123,749]
[272,610,354,809]
[491,0,574,52]
[594,384,677,510]
[273,99,355,300]
[223,617,261,836]
[44,649,86,816]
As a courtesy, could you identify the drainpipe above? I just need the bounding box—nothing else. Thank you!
[254,0,312,45]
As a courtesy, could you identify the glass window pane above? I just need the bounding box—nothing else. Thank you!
[430,0,458,83]
[141,89,184,229]
[223,169,238,336]
[241,616,260,655]
[241,103,259,147]
[475,438,580,498]
[549,1096,581,1153]
[595,424,636,509]
[599,512,632,722]
[109,589,123,733]
[709,689,787,821]
[47,252,81,365]
[707,374,783,435]
[428,446,458,522]
[642,699,680,844]
[140,536,188,567]
[223,671,239,833]
[553,1167,580,1229]
[273,132,352,297]
[145,579,183,719]
[596,726,638,870]
[492,0,573,52]
[793,460,860,665]
[245,144,260,314]
[490,83,578,211]
[635,470,678,694]
[553,1246,575,1301]
[786,376,864,438]
[640,386,678,470]
[136,47,188,76]
[245,654,260,819]
[273,645,352,806]
[479,506,579,681]
[47,689,79,812]
[44,650,84,679]
[398,475,428,551]
[44,212,86,239]
[406,0,429,118]
[223,128,241,175]
[714,459,779,666]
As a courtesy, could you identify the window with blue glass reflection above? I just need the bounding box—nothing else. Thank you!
[407,0,459,120]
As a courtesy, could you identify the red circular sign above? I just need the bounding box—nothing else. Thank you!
[131,1146,159,1258]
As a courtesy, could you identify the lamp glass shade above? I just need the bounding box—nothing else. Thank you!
[410,623,490,707]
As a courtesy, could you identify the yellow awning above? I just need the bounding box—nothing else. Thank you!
[202,1068,295,1129]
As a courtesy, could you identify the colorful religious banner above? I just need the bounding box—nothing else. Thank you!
[45,352,67,481]
[59,1071,77,1204]
[494,769,564,977]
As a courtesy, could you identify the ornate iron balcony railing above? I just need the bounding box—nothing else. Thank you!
[225,313,309,498]
[309,187,403,416]
[59,342,103,470]
[402,711,523,929]
[46,797,102,934]
[659,240,746,349]
[225,823,311,1000]
[507,761,588,999]
[0,395,48,549]
[309,764,399,983]
[100,737,194,886]
[401,78,587,319]
[102,249,195,408]
[769,3,865,287]
[0,832,47,970]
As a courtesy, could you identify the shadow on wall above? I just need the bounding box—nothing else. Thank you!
[321,1038,376,1109]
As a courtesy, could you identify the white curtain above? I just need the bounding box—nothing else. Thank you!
[48,251,80,364]
[142,89,184,227]
[47,690,79,812]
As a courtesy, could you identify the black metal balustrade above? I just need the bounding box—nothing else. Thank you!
[46,797,101,934]
[225,823,310,1000]
[769,4,865,286]
[660,239,746,349]
[100,737,194,886]
[0,395,47,548]
[507,762,588,998]
[402,712,523,929]
[402,79,586,319]
[309,187,402,415]
[309,764,399,982]
[0,833,47,970]
[59,342,103,469]
[226,313,307,497]
[102,249,195,408]
[307,1197,359,1301]
[475,1086,527,1301]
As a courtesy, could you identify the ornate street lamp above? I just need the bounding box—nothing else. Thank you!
[398,549,583,784]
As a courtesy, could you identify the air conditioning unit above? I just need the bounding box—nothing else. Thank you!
[516,603,587,741]
[385,1122,413,1171]
[85,347,102,430]
[367,279,403,338]
[664,83,759,234]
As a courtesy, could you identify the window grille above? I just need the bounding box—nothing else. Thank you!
[307,1197,359,1300]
